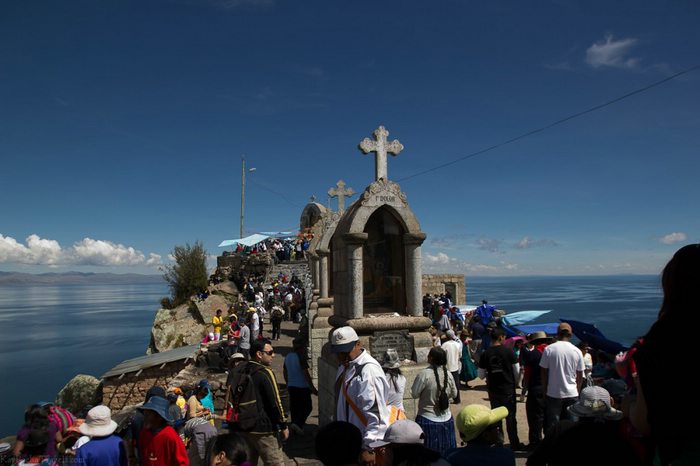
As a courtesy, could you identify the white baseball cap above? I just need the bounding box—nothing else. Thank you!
[369,420,425,448]
[331,326,359,353]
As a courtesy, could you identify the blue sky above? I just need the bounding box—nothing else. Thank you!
[1,0,698,276]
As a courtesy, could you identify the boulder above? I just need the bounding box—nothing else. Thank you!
[55,374,103,415]
[148,293,230,353]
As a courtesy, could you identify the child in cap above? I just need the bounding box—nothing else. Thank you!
[444,404,515,466]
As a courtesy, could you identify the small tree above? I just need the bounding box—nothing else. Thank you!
[162,241,208,307]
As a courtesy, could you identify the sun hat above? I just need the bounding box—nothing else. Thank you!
[568,386,622,420]
[247,307,256,313]
[79,405,118,437]
[231,352,246,361]
[527,331,550,343]
[446,329,457,340]
[330,326,359,353]
[382,348,401,369]
[369,420,425,448]
[456,404,508,442]
[138,395,173,422]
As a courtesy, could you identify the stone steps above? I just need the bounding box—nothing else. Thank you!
[267,261,312,288]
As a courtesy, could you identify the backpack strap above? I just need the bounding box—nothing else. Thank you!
[341,363,370,426]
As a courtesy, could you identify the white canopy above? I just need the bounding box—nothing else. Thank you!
[218,233,270,248]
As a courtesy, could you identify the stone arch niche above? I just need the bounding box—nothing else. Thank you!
[329,179,427,327]
[362,206,406,313]
[299,202,327,232]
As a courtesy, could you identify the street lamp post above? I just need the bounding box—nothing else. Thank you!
[240,157,256,239]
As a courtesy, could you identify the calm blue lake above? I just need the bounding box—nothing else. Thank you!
[0,275,662,437]
[0,283,168,437]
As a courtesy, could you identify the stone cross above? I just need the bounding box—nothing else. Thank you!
[328,180,355,213]
[309,195,316,203]
[358,125,404,181]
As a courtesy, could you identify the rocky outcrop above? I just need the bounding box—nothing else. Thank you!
[55,374,103,415]
[148,290,234,354]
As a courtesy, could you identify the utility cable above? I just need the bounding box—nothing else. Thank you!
[397,63,700,182]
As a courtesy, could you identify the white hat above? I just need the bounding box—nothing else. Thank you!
[79,405,118,437]
[331,326,359,353]
[568,386,623,420]
[369,420,425,448]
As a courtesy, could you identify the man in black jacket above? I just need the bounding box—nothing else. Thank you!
[240,338,289,465]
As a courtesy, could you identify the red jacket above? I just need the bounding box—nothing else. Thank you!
[139,425,188,466]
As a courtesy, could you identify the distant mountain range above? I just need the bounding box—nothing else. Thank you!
[0,271,165,285]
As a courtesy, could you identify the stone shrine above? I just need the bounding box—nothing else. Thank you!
[312,125,434,426]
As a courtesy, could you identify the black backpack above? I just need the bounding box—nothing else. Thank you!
[226,362,261,431]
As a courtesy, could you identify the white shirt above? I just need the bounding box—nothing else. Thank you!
[385,373,407,411]
[442,339,462,373]
[335,349,390,448]
[540,340,586,398]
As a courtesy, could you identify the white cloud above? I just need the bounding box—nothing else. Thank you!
[514,236,559,249]
[476,238,502,253]
[586,35,640,69]
[425,252,452,264]
[660,232,687,245]
[0,234,162,267]
[422,252,518,275]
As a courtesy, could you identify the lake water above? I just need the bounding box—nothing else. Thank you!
[465,275,662,346]
[0,283,168,437]
[0,275,663,437]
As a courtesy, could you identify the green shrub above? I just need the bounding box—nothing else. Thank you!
[160,297,174,309]
[162,241,208,307]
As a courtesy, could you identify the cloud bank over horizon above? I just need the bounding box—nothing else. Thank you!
[0,234,162,267]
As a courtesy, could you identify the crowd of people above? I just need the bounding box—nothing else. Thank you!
[7,244,698,466]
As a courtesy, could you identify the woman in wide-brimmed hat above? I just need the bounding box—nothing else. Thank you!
[75,405,126,466]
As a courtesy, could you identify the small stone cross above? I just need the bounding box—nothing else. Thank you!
[358,125,404,181]
[328,180,355,213]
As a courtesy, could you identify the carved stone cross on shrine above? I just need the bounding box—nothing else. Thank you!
[358,125,404,181]
[328,180,355,213]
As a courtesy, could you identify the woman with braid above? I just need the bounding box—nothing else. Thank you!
[411,347,458,456]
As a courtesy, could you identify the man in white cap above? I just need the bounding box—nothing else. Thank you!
[75,405,127,466]
[331,326,391,466]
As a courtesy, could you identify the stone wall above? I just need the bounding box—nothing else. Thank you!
[216,252,274,276]
[422,274,466,305]
[102,361,190,411]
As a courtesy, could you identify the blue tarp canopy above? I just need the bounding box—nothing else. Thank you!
[510,322,561,336]
[218,233,270,248]
[501,310,551,326]
[258,231,295,237]
[503,322,558,338]
[561,318,628,354]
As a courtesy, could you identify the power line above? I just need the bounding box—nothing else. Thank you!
[248,177,304,209]
[397,63,700,183]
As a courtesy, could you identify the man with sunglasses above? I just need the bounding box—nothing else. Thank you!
[238,338,289,465]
